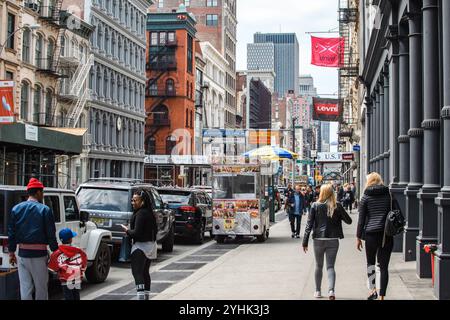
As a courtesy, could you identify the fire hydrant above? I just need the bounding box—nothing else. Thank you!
[424,244,438,286]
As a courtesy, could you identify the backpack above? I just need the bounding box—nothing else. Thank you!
[383,195,405,246]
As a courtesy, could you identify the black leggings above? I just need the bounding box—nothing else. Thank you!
[365,232,393,296]
[131,249,152,292]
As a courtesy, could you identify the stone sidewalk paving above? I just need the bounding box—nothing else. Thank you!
[153,213,435,300]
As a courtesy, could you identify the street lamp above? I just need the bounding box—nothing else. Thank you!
[0,24,41,56]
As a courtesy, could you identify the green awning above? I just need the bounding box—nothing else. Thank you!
[0,123,84,154]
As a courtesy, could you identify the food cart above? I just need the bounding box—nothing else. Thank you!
[211,158,272,243]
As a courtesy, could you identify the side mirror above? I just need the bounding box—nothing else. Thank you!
[80,210,90,223]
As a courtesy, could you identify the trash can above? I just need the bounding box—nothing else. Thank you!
[0,269,20,300]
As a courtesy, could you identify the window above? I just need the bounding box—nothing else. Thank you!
[47,39,55,69]
[35,34,43,67]
[22,29,31,62]
[184,0,190,6]
[33,85,42,123]
[207,0,218,6]
[159,32,167,45]
[150,32,158,46]
[150,188,163,209]
[146,136,156,154]
[20,82,29,120]
[64,196,80,222]
[45,89,53,124]
[7,13,15,49]
[60,35,66,56]
[5,71,14,80]
[206,14,218,26]
[158,0,163,8]
[166,79,175,95]
[186,108,189,127]
[187,34,193,73]
[147,79,157,95]
[44,196,61,223]
[168,32,175,43]
[166,136,176,154]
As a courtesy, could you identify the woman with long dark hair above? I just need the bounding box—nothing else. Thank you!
[120,189,158,300]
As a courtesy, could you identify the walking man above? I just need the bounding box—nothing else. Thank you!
[8,178,59,300]
[286,185,304,238]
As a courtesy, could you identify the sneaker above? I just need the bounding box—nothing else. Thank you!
[295,234,300,239]
[329,290,336,300]
[291,233,295,238]
[314,291,322,298]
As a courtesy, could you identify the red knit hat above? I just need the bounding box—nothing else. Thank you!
[27,178,44,190]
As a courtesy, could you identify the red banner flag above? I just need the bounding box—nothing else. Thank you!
[313,98,343,122]
[311,36,345,68]
[0,81,15,124]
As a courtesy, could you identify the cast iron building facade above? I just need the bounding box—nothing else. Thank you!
[253,32,299,97]
[84,0,151,181]
[359,0,450,299]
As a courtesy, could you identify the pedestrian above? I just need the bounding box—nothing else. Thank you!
[351,182,358,209]
[48,228,87,300]
[342,184,355,213]
[285,183,294,199]
[301,186,308,215]
[336,183,344,203]
[306,186,314,215]
[285,185,304,239]
[120,189,158,300]
[314,185,321,202]
[302,183,352,300]
[7,178,59,300]
[356,172,396,300]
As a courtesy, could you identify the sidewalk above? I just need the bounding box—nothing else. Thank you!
[154,214,435,300]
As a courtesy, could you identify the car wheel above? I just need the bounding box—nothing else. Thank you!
[162,224,175,253]
[85,242,111,283]
[193,221,205,244]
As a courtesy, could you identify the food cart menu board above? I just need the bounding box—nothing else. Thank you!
[213,200,260,234]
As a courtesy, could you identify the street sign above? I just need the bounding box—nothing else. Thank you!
[353,144,361,152]
[297,159,314,165]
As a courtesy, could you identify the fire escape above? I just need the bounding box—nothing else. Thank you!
[145,40,178,144]
[34,1,92,128]
[338,0,359,150]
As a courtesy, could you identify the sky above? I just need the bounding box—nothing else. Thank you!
[236,0,340,149]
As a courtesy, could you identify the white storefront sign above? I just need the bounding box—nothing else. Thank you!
[25,124,38,142]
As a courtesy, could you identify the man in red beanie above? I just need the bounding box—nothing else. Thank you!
[8,178,58,300]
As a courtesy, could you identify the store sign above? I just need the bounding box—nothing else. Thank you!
[25,124,38,141]
[317,152,354,163]
[322,162,342,174]
[342,153,354,161]
[144,155,170,164]
[313,98,343,122]
[202,129,245,144]
[0,81,15,123]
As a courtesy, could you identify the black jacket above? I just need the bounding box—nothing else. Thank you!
[127,207,158,242]
[343,190,355,204]
[357,185,395,239]
[302,202,352,247]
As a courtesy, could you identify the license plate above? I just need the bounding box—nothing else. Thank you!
[91,218,112,228]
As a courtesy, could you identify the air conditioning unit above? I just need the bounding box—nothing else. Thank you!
[26,1,39,11]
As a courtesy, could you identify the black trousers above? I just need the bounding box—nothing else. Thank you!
[62,286,80,300]
[289,213,302,235]
[131,249,152,292]
[365,232,393,296]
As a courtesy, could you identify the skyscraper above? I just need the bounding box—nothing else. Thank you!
[150,0,237,128]
[250,32,299,97]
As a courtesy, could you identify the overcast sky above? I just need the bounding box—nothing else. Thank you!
[236,0,340,148]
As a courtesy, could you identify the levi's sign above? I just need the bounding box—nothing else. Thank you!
[313,97,343,122]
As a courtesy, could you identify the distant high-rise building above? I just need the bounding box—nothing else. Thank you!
[247,43,275,70]
[321,122,331,152]
[250,32,299,97]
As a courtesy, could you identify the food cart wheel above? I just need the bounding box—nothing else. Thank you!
[256,227,268,243]
[216,235,226,244]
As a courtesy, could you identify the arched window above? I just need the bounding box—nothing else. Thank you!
[47,38,55,69]
[190,110,193,128]
[96,68,102,96]
[146,136,156,155]
[59,109,67,127]
[45,89,53,125]
[97,24,103,50]
[95,112,101,144]
[185,108,189,127]
[20,81,30,121]
[147,79,157,96]
[166,136,177,155]
[105,28,110,54]
[110,115,115,146]
[102,114,108,145]
[22,28,31,62]
[35,34,43,67]
[152,105,169,122]
[166,78,175,95]
[33,85,42,123]
[118,77,123,103]
[104,71,109,98]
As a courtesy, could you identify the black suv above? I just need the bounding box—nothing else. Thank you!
[76,179,175,253]
[156,188,213,244]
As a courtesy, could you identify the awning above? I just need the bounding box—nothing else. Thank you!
[0,123,85,154]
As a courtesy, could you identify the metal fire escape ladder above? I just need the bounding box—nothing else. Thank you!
[66,89,91,128]
[70,54,94,96]
[338,0,359,148]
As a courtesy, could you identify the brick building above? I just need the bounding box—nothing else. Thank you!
[144,7,198,186]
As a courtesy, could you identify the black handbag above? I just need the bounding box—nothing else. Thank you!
[382,195,405,247]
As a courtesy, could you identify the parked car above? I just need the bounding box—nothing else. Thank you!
[0,186,112,283]
[76,179,175,253]
[156,187,213,244]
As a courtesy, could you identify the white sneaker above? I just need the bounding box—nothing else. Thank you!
[328,290,336,300]
[314,291,322,298]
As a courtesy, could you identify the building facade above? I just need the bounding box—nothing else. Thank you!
[247,42,274,71]
[359,0,450,299]
[253,32,299,97]
[150,0,237,129]
[81,0,151,183]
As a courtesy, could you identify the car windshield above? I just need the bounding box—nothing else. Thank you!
[158,190,191,204]
[77,188,130,212]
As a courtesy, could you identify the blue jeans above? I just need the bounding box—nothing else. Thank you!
[62,285,80,300]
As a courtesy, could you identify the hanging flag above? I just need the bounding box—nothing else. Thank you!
[311,36,345,67]
[313,98,343,122]
[0,81,15,124]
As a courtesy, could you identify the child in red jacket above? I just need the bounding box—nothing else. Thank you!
[48,228,87,300]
